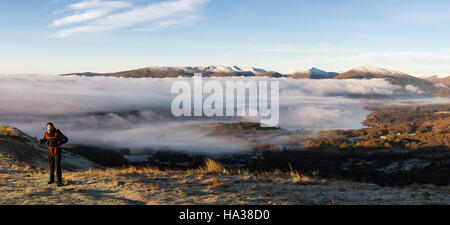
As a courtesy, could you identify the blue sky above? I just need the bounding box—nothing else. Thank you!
[1,0,450,76]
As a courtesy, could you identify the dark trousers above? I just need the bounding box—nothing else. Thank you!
[48,149,62,182]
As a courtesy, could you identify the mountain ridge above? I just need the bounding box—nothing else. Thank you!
[63,65,283,78]
[62,65,450,96]
[63,65,442,78]
[423,75,450,87]
[290,67,340,79]
[335,66,442,94]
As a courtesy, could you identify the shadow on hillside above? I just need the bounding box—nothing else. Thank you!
[79,189,146,205]
[254,148,450,186]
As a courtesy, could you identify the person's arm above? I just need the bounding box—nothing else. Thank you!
[38,133,47,145]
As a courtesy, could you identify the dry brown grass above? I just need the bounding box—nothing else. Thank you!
[134,182,160,192]
[104,165,161,176]
[201,177,231,188]
[199,159,230,175]
[73,160,326,194]
[2,157,449,205]
[178,177,189,184]
[288,163,317,184]
[237,168,251,176]
[95,160,324,188]
[0,125,20,137]
[290,172,315,184]
[110,180,124,187]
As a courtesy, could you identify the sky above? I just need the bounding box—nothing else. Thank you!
[1,0,450,76]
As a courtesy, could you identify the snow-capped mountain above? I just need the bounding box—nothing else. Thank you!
[336,66,440,93]
[62,65,450,96]
[141,65,268,74]
[422,75,450,87]
[290,67,340,79]
[63,65,280,78]
[349,66,407,76]
[337,66,413,79]
[204,65,268,73]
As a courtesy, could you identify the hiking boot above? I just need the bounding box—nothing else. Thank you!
[48,180,55,184]
[56,182,64,187]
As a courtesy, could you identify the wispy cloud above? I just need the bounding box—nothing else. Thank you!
[250,45,360,54]
[132,14,202,32]
[52,0,131,27]
[388,1,450,25]
[52,0,210,37]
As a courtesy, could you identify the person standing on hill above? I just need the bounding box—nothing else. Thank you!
[39,122,69,187]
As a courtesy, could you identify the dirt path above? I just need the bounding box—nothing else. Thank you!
[1,166,449,205]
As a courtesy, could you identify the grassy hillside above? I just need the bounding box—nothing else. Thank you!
[1,104,450,205]
[0,125,101,171]
[1,159,449,205]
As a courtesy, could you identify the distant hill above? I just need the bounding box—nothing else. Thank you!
[423,75,450,87]
[63,66,284,78]
[335,66,440,93]
[290,67,340,79]
[63,65,450,96]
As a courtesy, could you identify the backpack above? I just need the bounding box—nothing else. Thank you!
[56,129,69,145]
